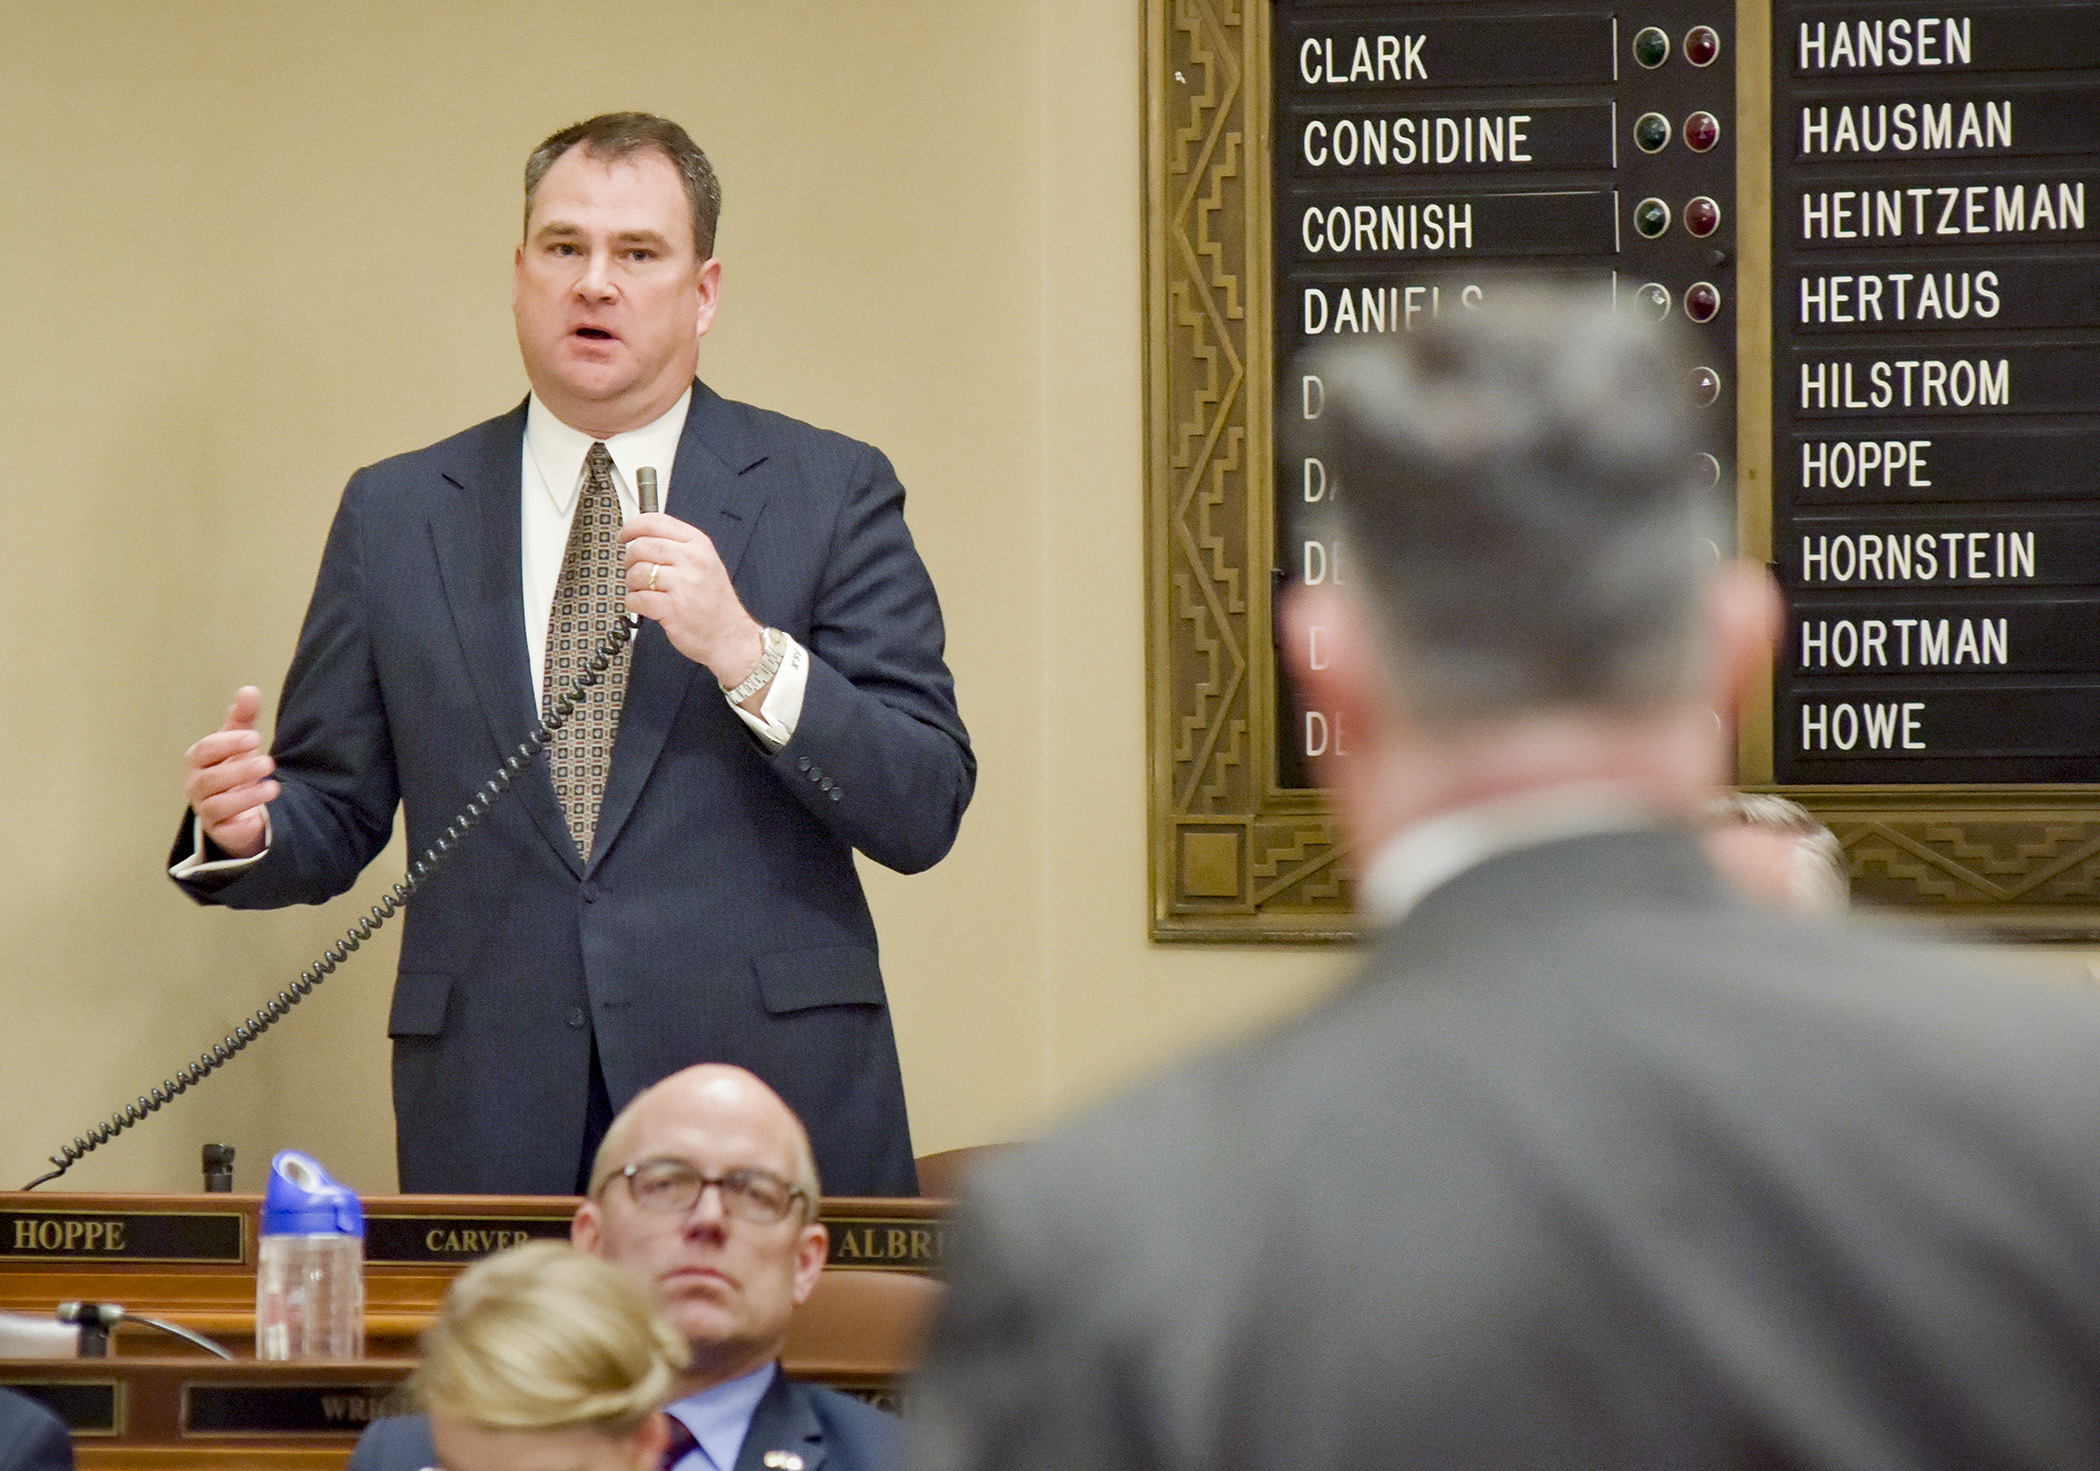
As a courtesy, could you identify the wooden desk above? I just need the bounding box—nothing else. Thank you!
[1,1192,943,1358]
[2,1356,415,1470]
[1,1191,945,1466]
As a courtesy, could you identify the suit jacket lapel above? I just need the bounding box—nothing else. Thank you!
[734,1367,827,1471]
[429,401,583,876]
[590,380,774,869]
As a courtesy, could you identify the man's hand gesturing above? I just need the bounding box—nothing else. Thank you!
[183,686,278,859]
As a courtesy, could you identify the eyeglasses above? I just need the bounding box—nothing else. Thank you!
[608,1159,807,1224]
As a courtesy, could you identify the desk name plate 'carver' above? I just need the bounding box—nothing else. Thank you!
[1146,0,2100,940]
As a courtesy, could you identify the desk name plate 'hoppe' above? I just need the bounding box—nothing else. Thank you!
[0,1209,245,1264]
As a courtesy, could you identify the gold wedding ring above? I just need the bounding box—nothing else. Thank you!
[647,563,661,592]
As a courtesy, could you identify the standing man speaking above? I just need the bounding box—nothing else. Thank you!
[171,114,971,1198]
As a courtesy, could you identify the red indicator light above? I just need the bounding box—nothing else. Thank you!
[1683,26,1721,66]
[1684,282,1722,322]
[1683,196,1721,236]
[1683,112,1721,152]
[1691,366,1722,405]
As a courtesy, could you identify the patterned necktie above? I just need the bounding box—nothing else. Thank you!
[543,440,632,860]
[659,1414,699,1470]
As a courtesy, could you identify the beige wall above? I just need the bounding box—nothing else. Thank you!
[0,0,1344,1196]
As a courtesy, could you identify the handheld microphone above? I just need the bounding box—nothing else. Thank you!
[637,466,659,516]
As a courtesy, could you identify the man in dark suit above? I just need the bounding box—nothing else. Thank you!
[173,113,970,1195]
[0,1388,72,1471]
[909,296,2100,1467]
[352,1064,900,1471]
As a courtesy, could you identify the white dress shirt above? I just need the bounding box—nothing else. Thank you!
[1354,783,1671,930]
[522,389,808,747]
[172,389,806,878]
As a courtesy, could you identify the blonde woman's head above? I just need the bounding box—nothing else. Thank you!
[415,1241,689,1471]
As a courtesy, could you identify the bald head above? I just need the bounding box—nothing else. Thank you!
[587,1065,820,1208]
[570,1065,830,1387]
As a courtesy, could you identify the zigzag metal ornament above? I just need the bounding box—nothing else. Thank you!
[1788,790,2100,935]
[1147,0,1356,940]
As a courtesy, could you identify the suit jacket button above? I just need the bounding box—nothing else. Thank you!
[580,881,600,902]
[566,1007,586,1028]
[796,756,811,771]
[818,777,834,792]
[829,789,842,802]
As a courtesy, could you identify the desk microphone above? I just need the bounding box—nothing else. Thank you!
[57,1301,232,1359]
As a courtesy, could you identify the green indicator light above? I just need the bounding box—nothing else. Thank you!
[1634,113,1671,153]
[1634,198,1671,238]
[1633,26,1670,67]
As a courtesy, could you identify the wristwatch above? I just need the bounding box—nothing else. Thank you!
[723,626,789,704]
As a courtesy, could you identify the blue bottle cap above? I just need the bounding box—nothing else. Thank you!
[260,1151,364,1237]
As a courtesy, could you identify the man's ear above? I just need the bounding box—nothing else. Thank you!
[1280,580,1395,747]
[1281,581,1356,711]
[627,1412,672,1471]
[694,257,722,340]
[1704,559,1782,729]
[790,1222,828,1306]
[570,1199,601,1254]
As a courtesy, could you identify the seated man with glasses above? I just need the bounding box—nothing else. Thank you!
[351,1063,901,1471]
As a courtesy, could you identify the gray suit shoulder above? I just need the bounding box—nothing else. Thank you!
[347,1413,435,1471]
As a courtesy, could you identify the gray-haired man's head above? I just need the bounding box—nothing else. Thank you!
[1297,292,1725,724]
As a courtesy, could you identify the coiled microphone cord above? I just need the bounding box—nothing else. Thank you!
[22,615,639,1190]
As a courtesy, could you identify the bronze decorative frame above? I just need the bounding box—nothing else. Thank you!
[1146,0,1353,941]
[1145,0,2100,940]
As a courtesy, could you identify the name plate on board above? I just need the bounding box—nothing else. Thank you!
[0,1209,244,1263]
[361,1213,572,1264]
[0,1381,119,1435]
[183,1383,407,1436]
[824,1216,947,1270]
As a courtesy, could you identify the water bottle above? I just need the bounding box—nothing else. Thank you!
[255,1150,364,1359]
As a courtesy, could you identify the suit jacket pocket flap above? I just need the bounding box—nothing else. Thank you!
[388,971,454,1037]
[754,947,885,1014]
